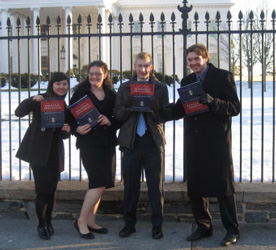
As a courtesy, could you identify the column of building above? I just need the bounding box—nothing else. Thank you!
[98,5,114,66]
[63,7,73,74]
[1,9,9,74]
[31,7,40,75]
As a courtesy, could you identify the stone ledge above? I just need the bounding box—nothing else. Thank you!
[0,180,275,203]
[1,181,276,223]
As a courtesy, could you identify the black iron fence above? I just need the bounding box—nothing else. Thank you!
[0,0,275,182]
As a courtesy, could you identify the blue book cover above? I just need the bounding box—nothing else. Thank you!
[69,95,100,127]
[177,80,209,116]
[41,97,65,129]
[130,81,154,112]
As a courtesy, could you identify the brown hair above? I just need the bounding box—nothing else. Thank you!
[135,52,153,65]
[73,60,113,93]
[186,44,209,62]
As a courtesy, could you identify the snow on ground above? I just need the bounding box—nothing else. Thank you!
[1,80,275,182]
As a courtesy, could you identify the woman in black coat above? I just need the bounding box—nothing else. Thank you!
[15,72,70,240]
[68,61,119,239]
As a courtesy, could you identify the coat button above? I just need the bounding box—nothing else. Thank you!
[194,130,199,133]
[194,117,198,121]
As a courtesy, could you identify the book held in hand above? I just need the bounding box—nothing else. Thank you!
[69,95,100,127]
[177,80,209,116]
[41,98,65,129]
[130,81,154,112]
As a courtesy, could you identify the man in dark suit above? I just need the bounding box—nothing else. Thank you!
[114,52,169,240]
[164,44,240,246]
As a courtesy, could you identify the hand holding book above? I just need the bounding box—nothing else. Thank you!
[194,92,214,105]
[98,114,111,126]
[76,124,92,135]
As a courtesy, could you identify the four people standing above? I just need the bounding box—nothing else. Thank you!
[15,46,240,246]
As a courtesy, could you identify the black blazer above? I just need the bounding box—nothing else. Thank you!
[15,94,70,171]
[69,85,119,148]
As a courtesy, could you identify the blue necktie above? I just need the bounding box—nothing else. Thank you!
[137,113,146,137]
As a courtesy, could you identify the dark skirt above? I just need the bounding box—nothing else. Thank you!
[31,132,60,194]
[80,146,116,189]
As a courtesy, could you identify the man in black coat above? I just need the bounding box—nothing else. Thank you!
[164,44,240,246]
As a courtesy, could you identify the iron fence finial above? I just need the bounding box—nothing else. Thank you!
[178,0,193,32]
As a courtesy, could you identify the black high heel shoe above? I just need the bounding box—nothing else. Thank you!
[74,220,94,239]
[46,221,54,236]
[37,226,50,240]
[88,225,108,234]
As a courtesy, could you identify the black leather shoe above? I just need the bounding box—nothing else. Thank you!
[74,220,94,239]
[37,226,50,240]
[88,226,108,234]
[152,227,163,239]
[186,226,213,241]
[119,226,136,238]
[221,233,239,246]
[46,221,54,236]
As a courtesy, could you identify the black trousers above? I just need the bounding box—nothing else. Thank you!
[121,132,164,228]
[190,195,239,234]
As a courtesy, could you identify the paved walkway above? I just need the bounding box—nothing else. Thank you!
[1,213,276,250]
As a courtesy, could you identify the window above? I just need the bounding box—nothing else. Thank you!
[133,22,140,39]
[209,52,218,67]
[187,20,192,37]
[72,24,78,40]
[157,21,166,38]
[40,25,48,40]
[156,54,163,73]
[41,56,48,75]
[209,20,217,38]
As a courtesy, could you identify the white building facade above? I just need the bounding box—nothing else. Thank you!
[0,0,234,81]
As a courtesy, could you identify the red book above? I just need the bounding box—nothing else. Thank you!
[69,95,100,127]
[130,81,154,112]
[41,98,65,129]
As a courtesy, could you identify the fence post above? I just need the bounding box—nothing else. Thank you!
[177,0,192,181]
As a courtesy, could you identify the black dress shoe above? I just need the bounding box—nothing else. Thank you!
[221,233,240,246]
[119,226,136,238]
[46,221,54,236]
[186,226,213,241]
[37,226,50,240]
[88,225,108,234]
[74,220,94,239]
[152,227,163,239]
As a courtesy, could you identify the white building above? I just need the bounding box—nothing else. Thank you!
[0,0,234,81]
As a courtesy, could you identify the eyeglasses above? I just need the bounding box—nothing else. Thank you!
[88,72,103,77]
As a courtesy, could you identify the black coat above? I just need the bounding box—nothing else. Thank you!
[169,63,240,197]
[69,86,119,148]
[15,94,70,171]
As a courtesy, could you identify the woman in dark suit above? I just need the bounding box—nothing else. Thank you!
[69,61,119,239]
[15,72,70,240]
